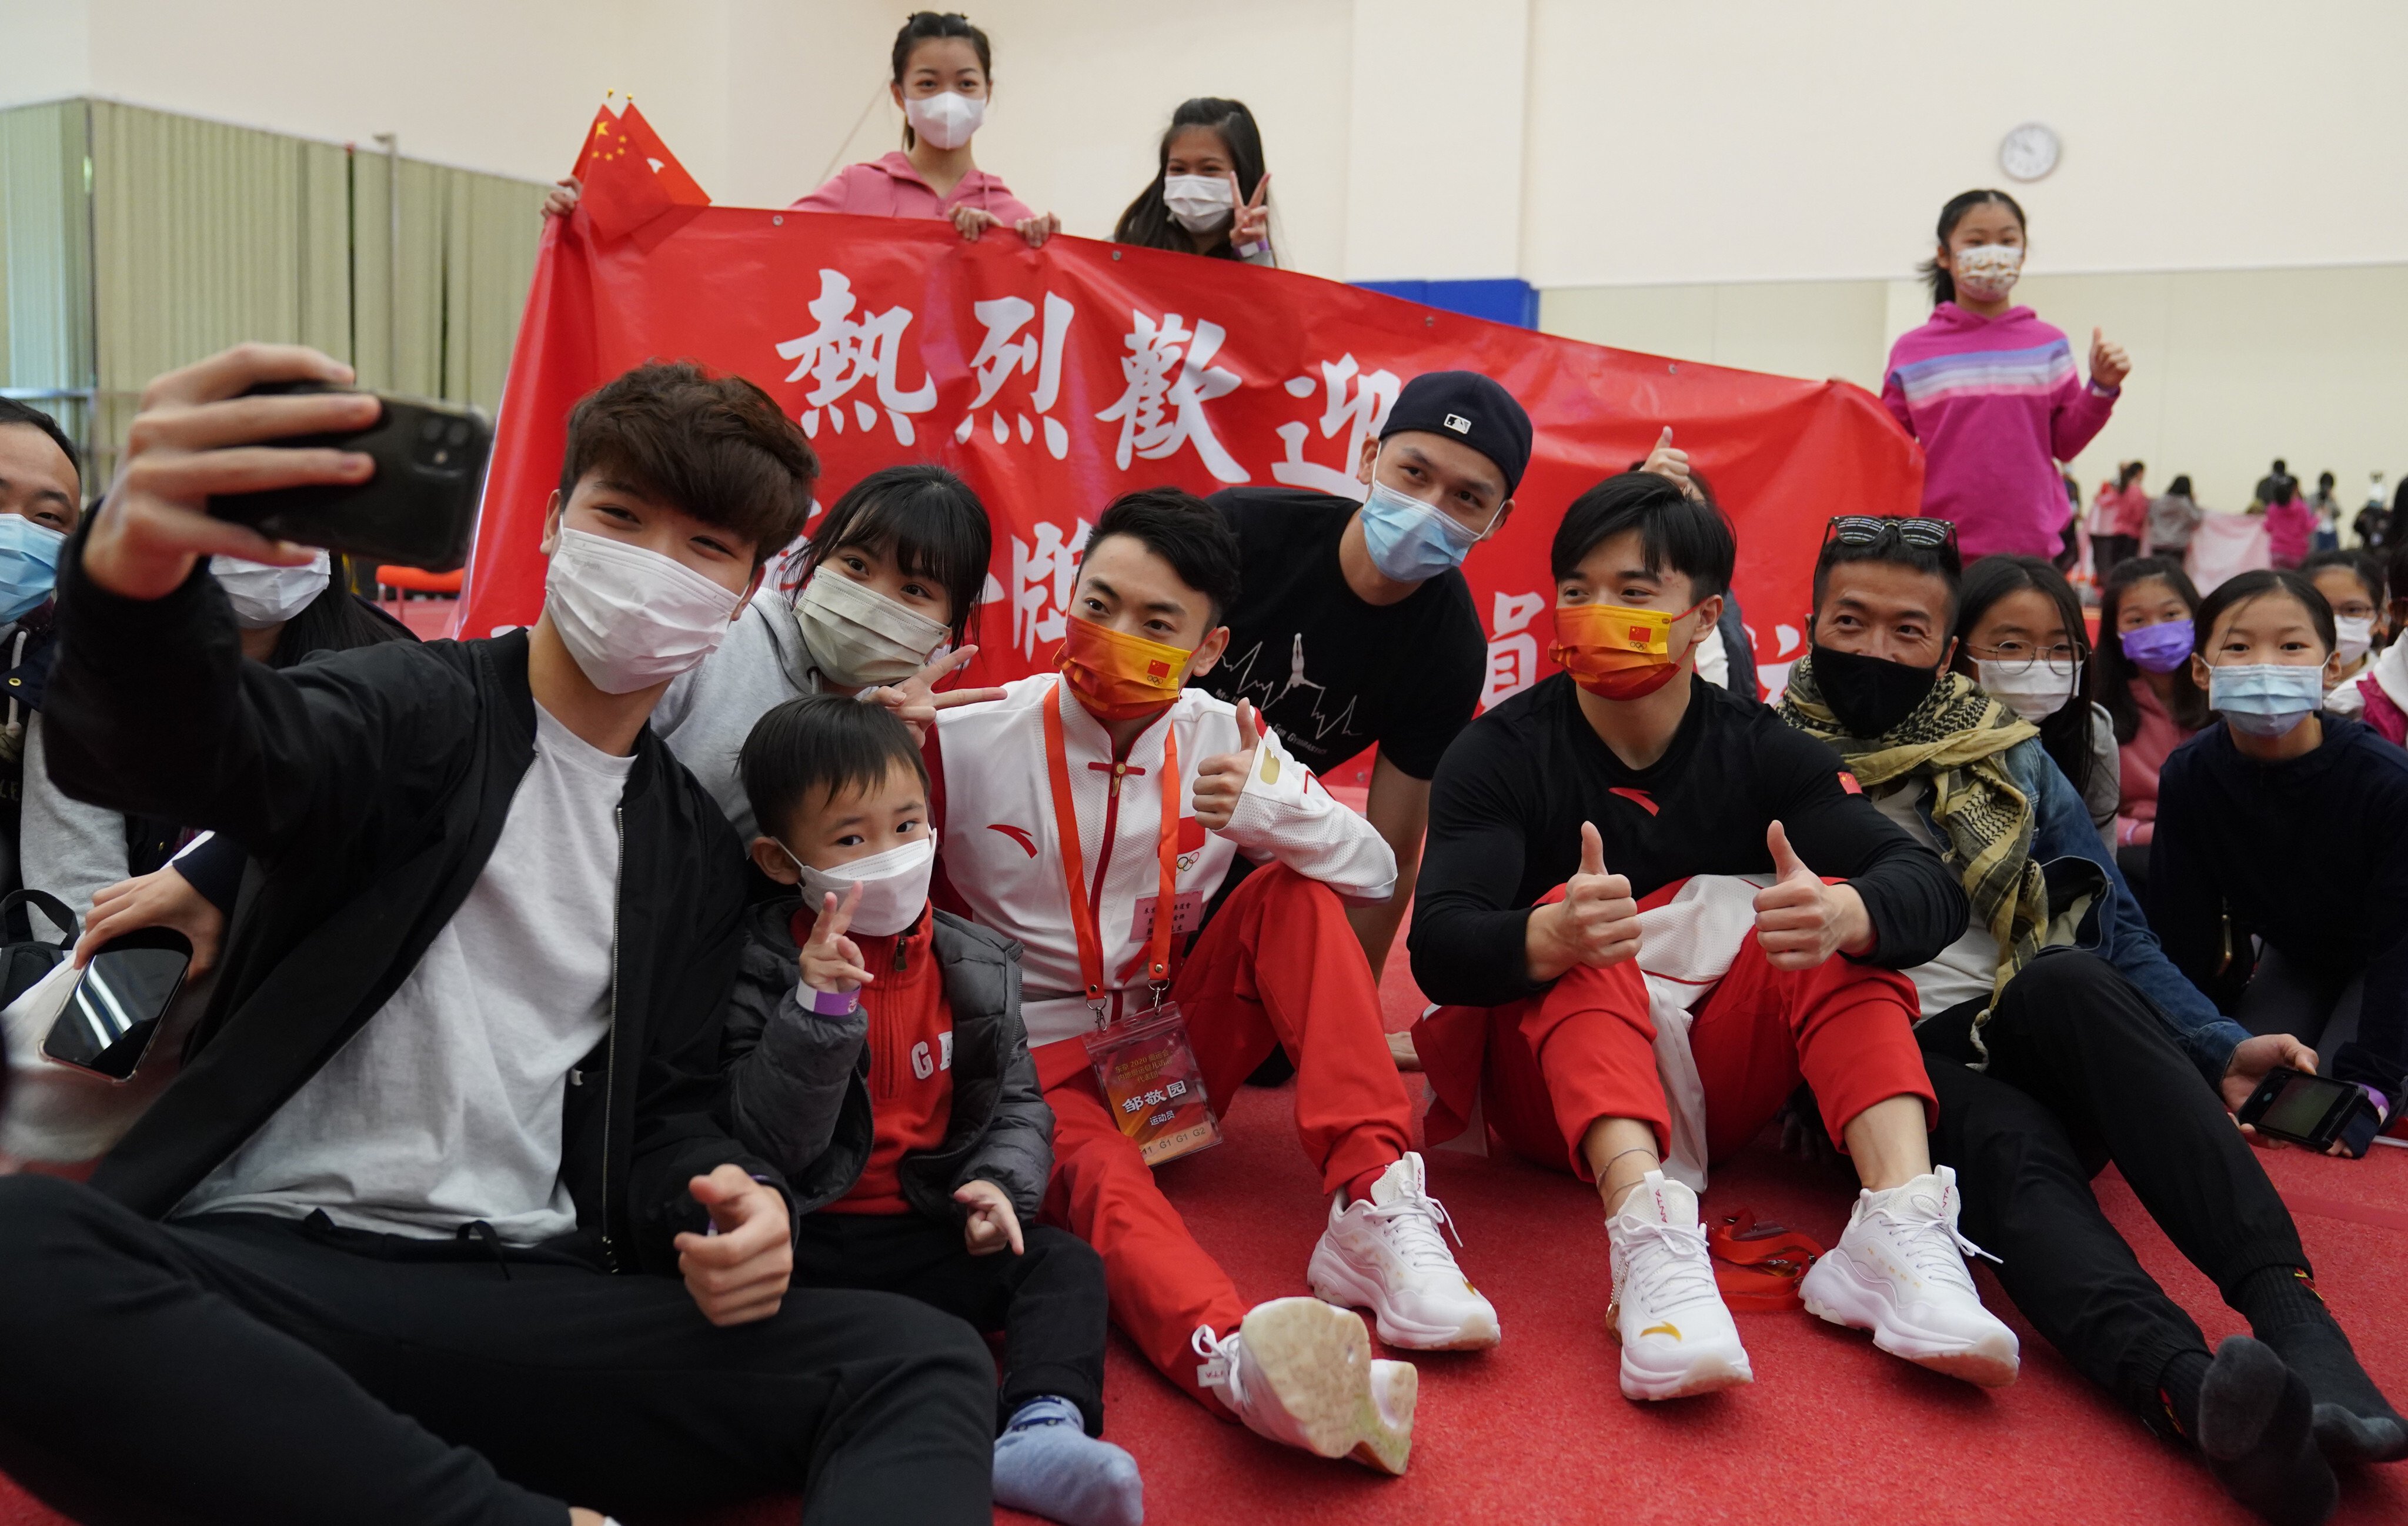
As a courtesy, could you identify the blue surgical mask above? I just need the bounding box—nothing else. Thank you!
[0,514,66,625]
[2208,662,2326,737]
[1358,475,1483,584]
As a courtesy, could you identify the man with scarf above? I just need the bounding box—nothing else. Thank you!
[1781,516,2403,1526]
[1407,471,2015,1407]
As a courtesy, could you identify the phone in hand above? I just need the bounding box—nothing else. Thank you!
[2237,1067,2378,1155]
[206,382,490,571]
[40,929,193,1082]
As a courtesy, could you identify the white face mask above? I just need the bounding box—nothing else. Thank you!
[1952,243,2023,301]
[795,570,950,688]
[784,832,936,938]
[1162,173,1234,233]
[2335,616,2375,666]
[1976,656,2079,722]
[904,91,985,151]
[211,549,331,630]
[543,527,741,694]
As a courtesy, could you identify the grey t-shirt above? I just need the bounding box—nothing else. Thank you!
[179,704,629,1243]
[654,596,829,842]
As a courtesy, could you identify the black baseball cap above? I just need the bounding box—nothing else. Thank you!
[1378,370,1532,496]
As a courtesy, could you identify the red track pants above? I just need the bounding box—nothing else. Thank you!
[1420,881,1933,1178]
[1037,864,1412,1406]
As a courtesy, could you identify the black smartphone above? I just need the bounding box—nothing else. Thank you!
[206,381,491,571]
[2237,1067,2373,1152]
[39,929,193,1082]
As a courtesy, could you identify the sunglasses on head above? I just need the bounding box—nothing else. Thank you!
[1823,515,1959,551]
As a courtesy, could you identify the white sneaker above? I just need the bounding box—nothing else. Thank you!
[1307,1153,1501,1351]
[1607,1171,1752,1401]
[1192,1297,1417,1474]
[1798,1166,2020,1388]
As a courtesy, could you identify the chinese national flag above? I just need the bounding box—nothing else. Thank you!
[571,101,709,242]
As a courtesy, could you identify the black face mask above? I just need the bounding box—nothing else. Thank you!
[1811,643,1939,739]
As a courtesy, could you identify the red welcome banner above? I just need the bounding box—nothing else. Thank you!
[462,208,1921,719]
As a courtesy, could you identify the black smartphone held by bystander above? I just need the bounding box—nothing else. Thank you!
[207,381,491,571]
[2237,1066,2382,1157]
[39,928,194,1083]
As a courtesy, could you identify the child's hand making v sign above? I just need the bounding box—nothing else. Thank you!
[953,1180,1024,1256]
[798,883,874,996]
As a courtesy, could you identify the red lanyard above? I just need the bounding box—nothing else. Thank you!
[1042,679,1181,1024]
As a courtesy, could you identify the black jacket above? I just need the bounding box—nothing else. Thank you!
[43,543,776,1274]
[720,900,1052,1223]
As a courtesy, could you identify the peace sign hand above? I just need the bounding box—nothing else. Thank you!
[1193,699,1264,833]
[1229,171,1272,250]
[866,645,1008,744]
[799,884,875,997]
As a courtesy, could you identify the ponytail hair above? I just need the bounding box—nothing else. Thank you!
[891,11,993,149]
[1920,188,2028,306]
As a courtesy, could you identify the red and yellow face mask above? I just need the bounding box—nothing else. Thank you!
[1057,614,1190,720]
[1549,600,1702,700]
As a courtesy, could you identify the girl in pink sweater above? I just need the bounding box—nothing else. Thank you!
[1882,190,2133,561]
[547,14,1057,248]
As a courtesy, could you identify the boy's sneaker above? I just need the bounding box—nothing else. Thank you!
[1308,1153,1501,1350]
[1192,1297,1417,1474]
[1799,1166,2020,1387]
[1607,1170,1752,1401]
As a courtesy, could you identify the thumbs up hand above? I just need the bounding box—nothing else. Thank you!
[2089,327,2131,390]
[1751,820,1874,969]
[1193,699,1266,833]
[1527,822,1642,981]
[1639,426,1701,502]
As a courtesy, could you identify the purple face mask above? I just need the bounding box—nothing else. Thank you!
[2120,618,2195,673]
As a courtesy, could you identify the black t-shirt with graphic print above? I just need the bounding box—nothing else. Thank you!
[1199,487,1486,781]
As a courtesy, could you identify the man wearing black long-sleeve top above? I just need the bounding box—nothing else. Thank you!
[1406,473,2015,1408]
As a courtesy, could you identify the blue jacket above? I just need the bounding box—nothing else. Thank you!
[1899,734,2250,1088]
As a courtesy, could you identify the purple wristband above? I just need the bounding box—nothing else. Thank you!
[805,985,860,1017]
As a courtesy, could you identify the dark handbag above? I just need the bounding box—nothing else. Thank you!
[0,889,79,1007]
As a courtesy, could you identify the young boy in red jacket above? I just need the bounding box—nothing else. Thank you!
[722,695,1138,1526]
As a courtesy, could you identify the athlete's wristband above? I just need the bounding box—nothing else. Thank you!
[803,984,860,1017]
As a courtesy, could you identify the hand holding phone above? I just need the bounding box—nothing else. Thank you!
[208,380,490,571]
[83,345,376,602]
[41,928,193,1082]
[2236,1067,2383,1158]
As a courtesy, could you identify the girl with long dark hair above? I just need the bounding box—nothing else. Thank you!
[2094,557,2210,879]
[1111,97,1275,265]
[1949,555,2117,846]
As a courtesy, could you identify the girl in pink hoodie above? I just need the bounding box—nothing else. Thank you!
[791,11,1056,248]
[1882,191,2133,561]
[546,14,1057,248]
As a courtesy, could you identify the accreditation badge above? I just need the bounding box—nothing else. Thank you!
[1081,1001,1222,1167]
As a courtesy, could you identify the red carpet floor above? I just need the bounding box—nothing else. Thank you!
[5,930,2403,1524]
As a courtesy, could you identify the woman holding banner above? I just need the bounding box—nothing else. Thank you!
[546,12,1060,248]
[1112,97,1276,266]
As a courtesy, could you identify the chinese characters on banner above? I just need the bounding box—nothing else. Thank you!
[463,209,1920,734]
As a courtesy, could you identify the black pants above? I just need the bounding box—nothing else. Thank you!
[0,1175,995,1526]
[1918,951,2309,1435]
[2094,532,2140,582]
[793,1212,1108,1435]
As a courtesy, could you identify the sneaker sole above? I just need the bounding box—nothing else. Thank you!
[1798,1257,2019,1388]
[1240,1297,1415,1473]
[1608,1304,1755,1401]
[1307,1238,1502,1351]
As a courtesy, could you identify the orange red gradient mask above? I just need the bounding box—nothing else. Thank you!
[1057,615,1191,719]
[1549,600,1704,700]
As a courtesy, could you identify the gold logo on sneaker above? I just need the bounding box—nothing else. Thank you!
[1640,1322,1682,1341]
